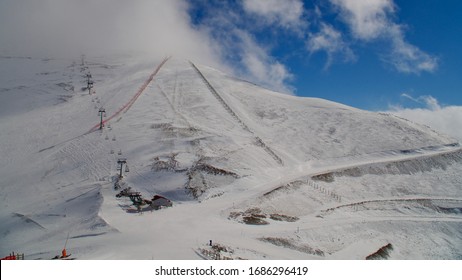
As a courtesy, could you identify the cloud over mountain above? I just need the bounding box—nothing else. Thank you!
[328,0,438,73]
[387,95,462,142]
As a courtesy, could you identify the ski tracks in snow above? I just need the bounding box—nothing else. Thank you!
[189,61,284,166]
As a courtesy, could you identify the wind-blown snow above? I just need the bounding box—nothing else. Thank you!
[0,55,461,259]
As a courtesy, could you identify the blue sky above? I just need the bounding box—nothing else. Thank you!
[186,0,462,111]
[1,0,461,140]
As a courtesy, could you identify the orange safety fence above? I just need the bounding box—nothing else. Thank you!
[1,253,24,260]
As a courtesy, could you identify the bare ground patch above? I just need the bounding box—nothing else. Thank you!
[366,243,393,260]
[229,207,298,225]
[259,237,324,257]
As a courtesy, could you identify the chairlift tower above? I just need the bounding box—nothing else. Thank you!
[88,80,94,95]
[117,158,128,179]
[86,73,92,87]
[98,108,106,130]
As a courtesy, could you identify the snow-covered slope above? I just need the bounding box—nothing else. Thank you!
[0,55,461,259]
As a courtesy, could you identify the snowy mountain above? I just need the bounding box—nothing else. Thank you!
[0,55,461,260]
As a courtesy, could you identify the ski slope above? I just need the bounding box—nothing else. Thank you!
[0,55,461,259]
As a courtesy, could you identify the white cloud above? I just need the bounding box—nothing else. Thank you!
[192,4,295,94]
[400,93,441,111]
[387,96,462,142]
[386,26,438,73]
[242,0,304,30]
[307,23,355,69]
[237,31,294,93]
[0,0,223,68]
[329,0,438,74]
[330,0,394,40]
[0,0,297,93]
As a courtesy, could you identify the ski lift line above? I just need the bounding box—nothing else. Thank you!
[87,56,171,134]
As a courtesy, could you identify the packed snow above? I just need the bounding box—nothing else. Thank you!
[0,55,461,260]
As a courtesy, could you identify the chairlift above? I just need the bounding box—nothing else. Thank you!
[125,165,130,172]
[118,150,122,155]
